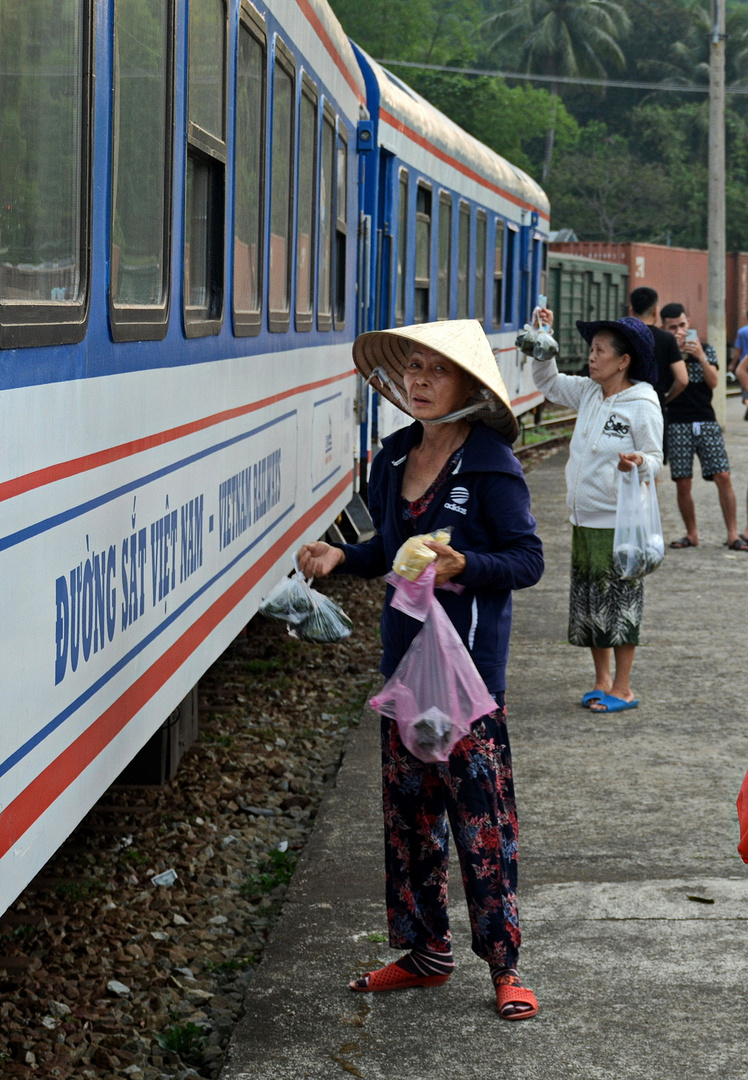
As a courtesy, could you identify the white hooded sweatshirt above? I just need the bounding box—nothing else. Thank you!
[532,358,663,529]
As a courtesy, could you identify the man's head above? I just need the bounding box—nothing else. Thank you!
[629,287,659,322]
[660,302,689,348]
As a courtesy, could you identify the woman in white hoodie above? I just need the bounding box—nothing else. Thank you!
[532,313,663,713]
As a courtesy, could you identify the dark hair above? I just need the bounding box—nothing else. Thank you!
[629,286,658,316]
[660,301,686,321]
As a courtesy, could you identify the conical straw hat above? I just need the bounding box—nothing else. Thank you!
[353,320,518,441]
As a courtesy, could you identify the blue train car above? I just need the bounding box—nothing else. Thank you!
[0,0,550,915]
[0,0,365,914]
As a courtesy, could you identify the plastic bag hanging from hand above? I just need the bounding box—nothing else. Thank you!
[259,557,353,643]
[613,464,665,580]
[369,568,495,762]
[258,562,315,625]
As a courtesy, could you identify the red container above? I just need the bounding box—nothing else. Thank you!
[551,241,716,339]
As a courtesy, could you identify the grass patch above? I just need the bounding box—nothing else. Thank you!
[240,849,298,898]
[155,1020,208,1061]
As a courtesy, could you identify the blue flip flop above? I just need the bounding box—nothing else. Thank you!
[581,690,605,707]
[589,693,639,713]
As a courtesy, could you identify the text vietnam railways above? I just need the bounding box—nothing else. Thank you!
[0,0,549,915]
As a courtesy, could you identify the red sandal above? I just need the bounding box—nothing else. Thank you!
[495,972,539,1020]
[349,961,451,992]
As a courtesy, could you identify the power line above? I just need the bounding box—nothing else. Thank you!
[375,57,748,95]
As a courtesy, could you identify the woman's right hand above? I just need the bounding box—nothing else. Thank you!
[536,306,554,329]
[297,541,345,579]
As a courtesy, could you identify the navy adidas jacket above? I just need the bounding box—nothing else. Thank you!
[335,421,544,693]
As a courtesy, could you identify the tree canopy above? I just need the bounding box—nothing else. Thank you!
[328,0,748,249]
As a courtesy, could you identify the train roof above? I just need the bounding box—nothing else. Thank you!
[355,49,550,222]
[290,0,368,106]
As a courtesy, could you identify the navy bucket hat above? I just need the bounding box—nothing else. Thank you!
[576,317,657,385]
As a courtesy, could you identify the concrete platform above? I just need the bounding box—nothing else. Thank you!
[220,396,748,1080]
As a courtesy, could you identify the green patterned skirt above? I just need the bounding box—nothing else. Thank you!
[569,525,643,648]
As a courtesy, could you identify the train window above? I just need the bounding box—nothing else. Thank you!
[540,239,549,297]
[184,0,227,337]
[233,6,266,336]
[493,221,505,326]
[395,171,408,326]
[189,0,225,140]
[505,224,517,324]
[475,211,487,324]
[318,108,335,330]
[110,0,175,342]
[457,202,470,319]
[0,0,93,349]
[268,45,295,332]
[437,194,452,320]
[295,77,317,331]
[414,184,432,323]
[334,135,347,329]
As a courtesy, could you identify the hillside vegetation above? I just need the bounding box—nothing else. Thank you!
[329,0,748,248]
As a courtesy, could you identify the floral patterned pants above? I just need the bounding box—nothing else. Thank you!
[380,695,521,969]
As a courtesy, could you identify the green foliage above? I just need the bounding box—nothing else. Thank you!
[329,0,748,249]
[328,0,485,66]
[155,1020,208,1060]
[240,848,298,897]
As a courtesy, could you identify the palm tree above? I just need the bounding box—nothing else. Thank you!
[484,0,630,181]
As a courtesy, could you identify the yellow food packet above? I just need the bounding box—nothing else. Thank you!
[393,529,451,581]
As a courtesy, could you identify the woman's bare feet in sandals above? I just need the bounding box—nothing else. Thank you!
[491,968,539,1019]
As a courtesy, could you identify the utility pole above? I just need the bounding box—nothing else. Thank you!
[708,0,726,426]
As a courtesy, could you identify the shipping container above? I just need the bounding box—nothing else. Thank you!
[550,240,748,351]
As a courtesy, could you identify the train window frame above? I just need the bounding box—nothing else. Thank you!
[184,0,228,339]
[294,73,318,332]
[475,210,487,325]
[457,201,470,319]
[493,219,505,328]
[395,169,409,326]
[504,223,518,325]
[414,182,432,324]
[232,2,267,337]
[109,0,176,343]
[268,38,295,333]
[0,0,94,350]
[437,192,452,321]
[317,104,336,332]
[333,128,348,331]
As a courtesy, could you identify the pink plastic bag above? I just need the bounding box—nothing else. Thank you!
[737,767,748,863]
[370,567,496,763]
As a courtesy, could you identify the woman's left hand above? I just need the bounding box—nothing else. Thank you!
[618,452,644,472]
[423,541,467,584]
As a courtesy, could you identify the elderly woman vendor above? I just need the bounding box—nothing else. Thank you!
[298,320,543,1019]
[532,311,663,713]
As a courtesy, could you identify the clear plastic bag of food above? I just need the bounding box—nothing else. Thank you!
[392,528,451,581]
[290,586,353,643]
[533,327,559,362]
[260,557,353,642]
[613,465,664,580]
[516,323,538,355]
[259,567,315,626]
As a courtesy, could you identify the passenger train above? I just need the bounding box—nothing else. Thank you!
[0,0,549,914]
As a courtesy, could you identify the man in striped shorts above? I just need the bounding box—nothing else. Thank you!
[661,302,748,551]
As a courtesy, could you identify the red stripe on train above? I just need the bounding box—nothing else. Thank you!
[0,370,356,503]
[380,109,550,223]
